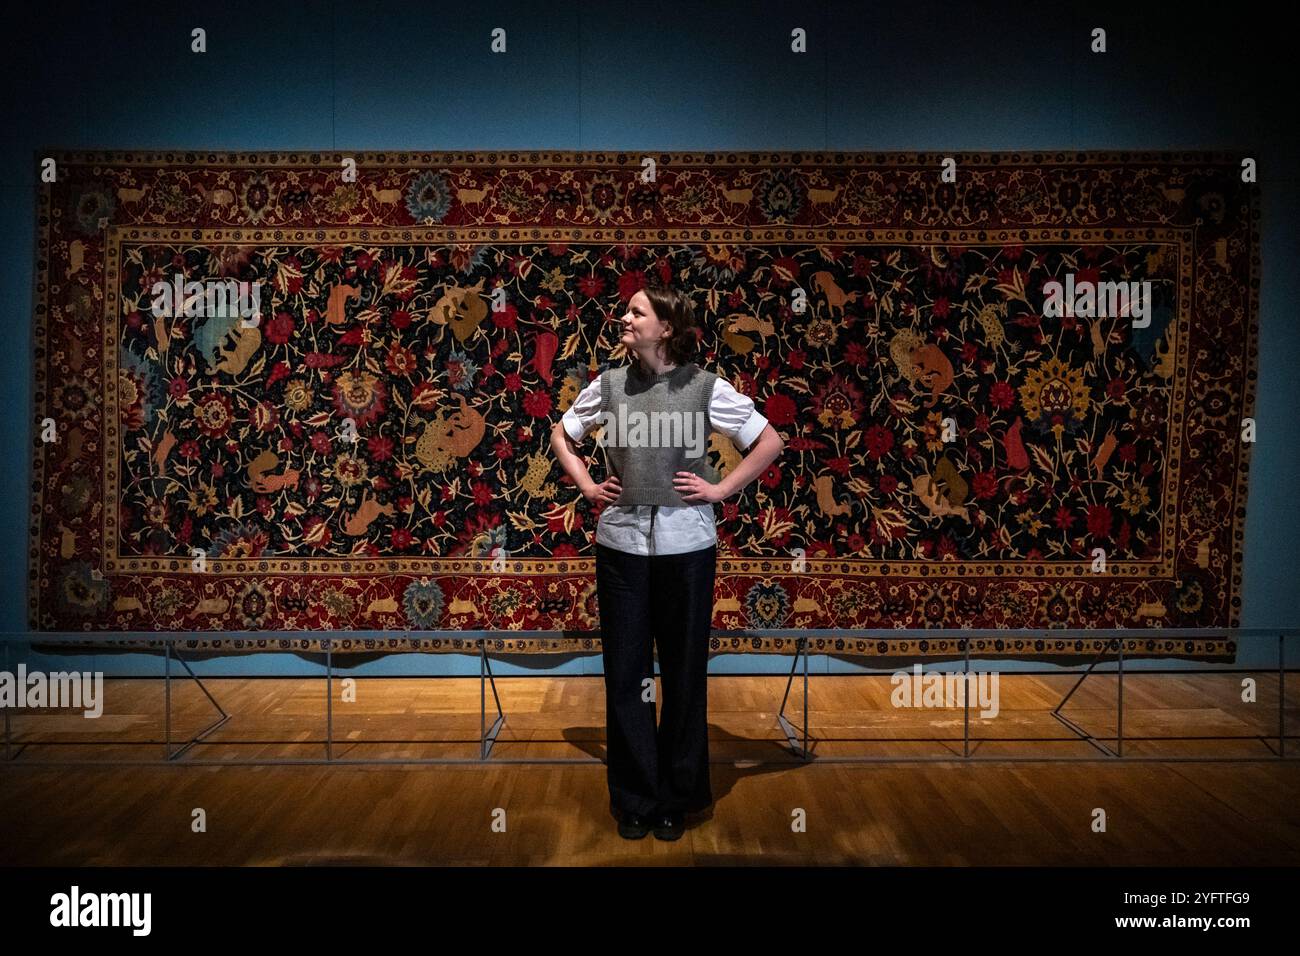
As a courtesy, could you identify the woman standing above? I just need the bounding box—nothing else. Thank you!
[550,281,785,840]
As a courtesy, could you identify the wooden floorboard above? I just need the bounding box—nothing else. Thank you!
[1,674,1297,865]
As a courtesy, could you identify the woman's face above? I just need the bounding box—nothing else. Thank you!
[619,290,670,357]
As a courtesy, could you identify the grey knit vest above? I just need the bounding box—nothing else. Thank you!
[598,362,717,507]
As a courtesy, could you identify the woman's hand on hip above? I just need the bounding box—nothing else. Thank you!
[581,475,622,505]
[673,471,725,504]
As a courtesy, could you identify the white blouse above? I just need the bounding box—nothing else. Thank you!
[561,369,769,556]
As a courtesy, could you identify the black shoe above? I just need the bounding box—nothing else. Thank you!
[617,810,652,840]
[652,811,685,841]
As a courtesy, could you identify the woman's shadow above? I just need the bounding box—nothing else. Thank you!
[562,718,815,830]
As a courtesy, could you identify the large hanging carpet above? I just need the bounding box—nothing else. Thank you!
[28,150,1256,660]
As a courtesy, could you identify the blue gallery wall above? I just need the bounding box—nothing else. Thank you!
[1,1,1294,677]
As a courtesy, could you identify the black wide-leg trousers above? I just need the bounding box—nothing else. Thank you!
[595,541,717,816]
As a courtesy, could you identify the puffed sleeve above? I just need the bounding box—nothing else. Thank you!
[560,373,604,441]
[709,376,769,451]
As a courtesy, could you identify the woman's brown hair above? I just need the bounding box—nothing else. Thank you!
[640,280,701,367]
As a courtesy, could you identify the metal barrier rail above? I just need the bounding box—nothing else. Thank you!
[1,629,1296,767]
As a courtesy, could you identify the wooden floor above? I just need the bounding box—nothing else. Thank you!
[1,673,1297,865]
